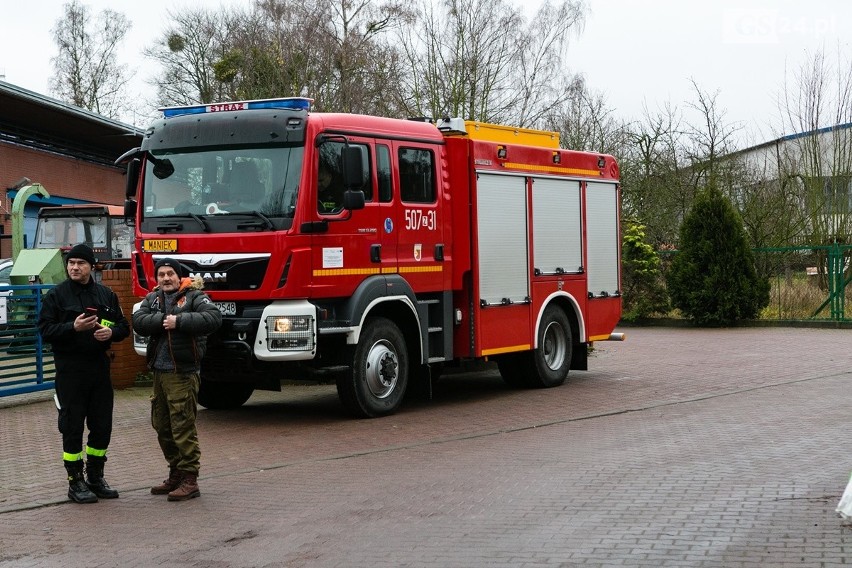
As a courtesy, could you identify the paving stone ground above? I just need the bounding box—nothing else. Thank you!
[1,326,851,567]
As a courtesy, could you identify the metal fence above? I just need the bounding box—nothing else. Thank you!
[754,243,852,321]
[659,244,852,322]
[0,284,55,397]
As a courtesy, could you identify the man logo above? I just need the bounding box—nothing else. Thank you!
[190,272,227,282]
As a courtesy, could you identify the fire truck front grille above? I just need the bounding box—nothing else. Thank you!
[182,258,269,291]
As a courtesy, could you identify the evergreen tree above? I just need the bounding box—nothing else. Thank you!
[666,186,770,326]
[621,219,669,321]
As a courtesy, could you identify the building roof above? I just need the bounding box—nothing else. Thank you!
[0,80,143,167]
[731,121,852,158]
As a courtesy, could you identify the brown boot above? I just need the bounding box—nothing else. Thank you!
[151,468,182,495]
[167,471,200,501]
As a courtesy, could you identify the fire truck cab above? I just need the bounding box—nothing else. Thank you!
[119,98,621,417]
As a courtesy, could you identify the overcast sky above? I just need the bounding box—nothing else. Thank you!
[2,0,851,148]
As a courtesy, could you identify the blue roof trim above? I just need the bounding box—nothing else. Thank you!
[6,190,90,207]
[734,122,852,156]
[778,122,852,143]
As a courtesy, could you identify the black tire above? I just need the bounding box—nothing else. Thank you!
[336,316,408,418]
[528,305,572,388]
[497,306,572,389]
[198,380,254,410]
[496,353,528,388]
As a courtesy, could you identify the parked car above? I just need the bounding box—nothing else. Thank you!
[0,258,12,284]
[0,258,12,326]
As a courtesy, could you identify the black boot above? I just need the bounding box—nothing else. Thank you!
[64,461,97,504]
[85,457,119,499]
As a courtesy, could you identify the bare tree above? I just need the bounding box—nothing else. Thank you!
[543,75,628,156]
[683,79,741,189]
[144,7,237,107]
[397,0,585,126]
[619,103,691,248]
[513,0,586,127]
[776,48,852,244]
[309,0,413,114]
[146,0,410,116]
[50,0,132,119]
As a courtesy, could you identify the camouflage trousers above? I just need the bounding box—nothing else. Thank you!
[150,371,200,475]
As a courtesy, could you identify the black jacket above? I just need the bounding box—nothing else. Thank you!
[38,277,130,368]
[132,276,222,372]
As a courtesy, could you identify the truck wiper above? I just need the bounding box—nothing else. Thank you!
[237,210,274,230]
[188,213,210,232]
[155,213,210,232]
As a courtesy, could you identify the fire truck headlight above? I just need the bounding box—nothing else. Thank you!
[133,332,149,357]
[266,315,314,351]
[134,332,149,349]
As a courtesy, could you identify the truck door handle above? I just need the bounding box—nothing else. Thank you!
[370,244,381,263]
[435,244,444,261]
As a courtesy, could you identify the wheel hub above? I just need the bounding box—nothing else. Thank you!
[364,340,398,398]
[542,321,567,371]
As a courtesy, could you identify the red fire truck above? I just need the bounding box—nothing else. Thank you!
[118,97,622,417]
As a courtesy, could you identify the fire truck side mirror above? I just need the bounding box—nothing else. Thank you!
[125,158,141,198]
[343,190,365,211]
[124,199,137,225]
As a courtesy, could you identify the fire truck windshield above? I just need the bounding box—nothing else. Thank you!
[141,146,303,229]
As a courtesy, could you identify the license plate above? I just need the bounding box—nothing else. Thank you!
[143,239,177,252]
[214,301,236,316]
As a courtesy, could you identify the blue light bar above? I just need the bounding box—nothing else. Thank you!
[160,97,313,118]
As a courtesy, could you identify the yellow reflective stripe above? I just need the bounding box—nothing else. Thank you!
[502,162,601,176]
[85,446,107,457]
[398,265,442,273]
[63,452,84,462]
[312,265,442,276]
[482,344,531,356]
[312,268,383,277]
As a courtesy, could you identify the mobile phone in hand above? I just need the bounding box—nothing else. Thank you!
[85,307,98,318]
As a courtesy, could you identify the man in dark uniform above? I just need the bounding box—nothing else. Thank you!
[317,165,343,213]
[38,243,130,503]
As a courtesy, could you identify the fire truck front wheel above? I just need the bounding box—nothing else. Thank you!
[337,316,409,418]
[198,380,255,410]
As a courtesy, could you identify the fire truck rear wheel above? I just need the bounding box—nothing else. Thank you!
[497,306,572,389]
[529,305,572,387]
[337,316,409,418]
[496,354,527,388]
